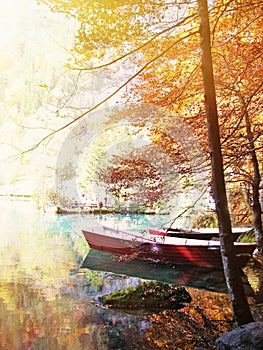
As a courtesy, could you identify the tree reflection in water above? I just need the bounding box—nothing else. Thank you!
[0,200,259,349]
[0,200,151,350]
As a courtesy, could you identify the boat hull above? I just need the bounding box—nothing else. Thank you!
[82,227,255,268]
[149,227,253,241]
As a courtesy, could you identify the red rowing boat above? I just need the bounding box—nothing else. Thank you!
[82,225,255,268]
[149,227,253,241]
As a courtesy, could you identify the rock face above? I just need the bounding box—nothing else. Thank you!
[216,322,263,350]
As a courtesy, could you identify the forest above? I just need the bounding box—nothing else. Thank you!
[0,0,262,337]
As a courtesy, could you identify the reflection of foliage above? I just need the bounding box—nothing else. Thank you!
[88,270,105,291]
[0,282,105,350]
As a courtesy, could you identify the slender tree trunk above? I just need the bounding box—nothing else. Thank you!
[243,109,263,256]
[197,0,254,325]
[236,92,263,256]
[242,102,263,302]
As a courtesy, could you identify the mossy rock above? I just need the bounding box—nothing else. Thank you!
[98,281,192,311]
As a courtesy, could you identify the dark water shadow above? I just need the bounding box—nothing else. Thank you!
[82,249,230,294]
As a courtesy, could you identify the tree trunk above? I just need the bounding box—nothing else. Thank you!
[236,91,263,256]
[243,108,263,256]
[197,0,254,325]
[242,101,263,302]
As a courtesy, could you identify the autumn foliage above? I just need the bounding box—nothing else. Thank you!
[38,0,263,224]
[100,157,164,205]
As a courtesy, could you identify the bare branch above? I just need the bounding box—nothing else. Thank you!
[20,29,199,156]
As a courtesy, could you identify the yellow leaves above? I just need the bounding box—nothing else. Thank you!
[38,83,49,88]
[144,287,234,349]
[184,304,204,324]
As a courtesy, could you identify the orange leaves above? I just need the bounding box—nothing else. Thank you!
[145,288,234,350]
[100,157,164,204]
[38,0,263,225]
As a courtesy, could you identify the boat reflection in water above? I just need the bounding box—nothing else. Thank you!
[0,200,254,350]
[82,249,231,294]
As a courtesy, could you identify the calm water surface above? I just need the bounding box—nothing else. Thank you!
[0,199,228,350]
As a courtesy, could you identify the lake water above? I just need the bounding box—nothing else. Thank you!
[0,198,230,349]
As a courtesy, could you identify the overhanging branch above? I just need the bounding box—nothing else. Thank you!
[20,29,199,156]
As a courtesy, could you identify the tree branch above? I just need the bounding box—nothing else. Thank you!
[20,29,199,156]
[68,14,197,71]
